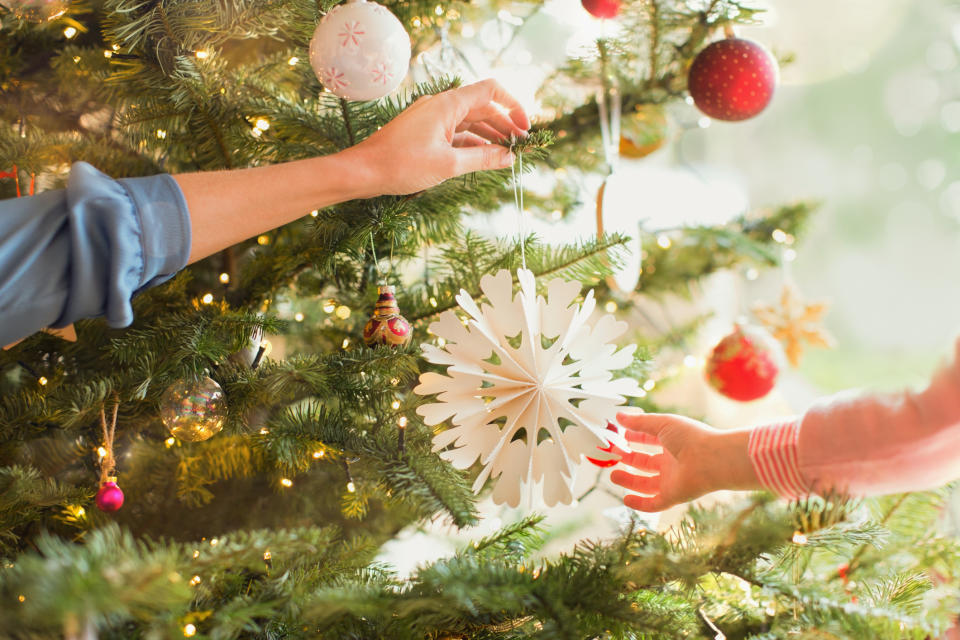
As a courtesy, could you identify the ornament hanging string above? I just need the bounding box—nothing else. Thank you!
[370,232,383,283]
[99,393,119,484]
[509,143,526,269]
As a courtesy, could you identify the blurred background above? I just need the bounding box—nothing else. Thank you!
[384,0,960,572]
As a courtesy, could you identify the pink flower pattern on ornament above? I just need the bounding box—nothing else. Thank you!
[323,68,349,91]
[339,21,365,48]
[371,63,392,85]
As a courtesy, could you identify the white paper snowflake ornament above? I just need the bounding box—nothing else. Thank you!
[414,269,643,507]
[309,0,411,101]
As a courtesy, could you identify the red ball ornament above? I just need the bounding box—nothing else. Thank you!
[586,422,627,468]
[581,0,621,19]
[95,478,125,512]
[687,38,778,121]
[705,325,779,402]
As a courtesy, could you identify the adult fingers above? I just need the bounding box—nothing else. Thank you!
[449,79,530,132]
[618,450,663,473]
[457,121,508,143]
[458,103,521,138]
[452,144,514,176]
[624,493,666,513]
[452,132,487,148]
[609,469,659,495]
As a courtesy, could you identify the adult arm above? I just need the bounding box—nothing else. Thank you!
[0,80,529,346]
[178,79,529,263]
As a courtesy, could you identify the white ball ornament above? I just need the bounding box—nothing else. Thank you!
[309,0,412,101]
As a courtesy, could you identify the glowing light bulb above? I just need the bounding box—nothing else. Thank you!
[288,56,299,66]
[792,531,808,545]
[156,129,167,139]
[391,400,401,410]
[643,379,656,391]
[219,273,230,284]
[189,575,201,586]
[201,293,214,304]
[294,312,305,322]
[195,50,209,59]
[257,235,270,245]
[323,300,337,313]
[280,478,293,487]
[263,550,271,561]
[309,209,318,217]
[429,297,438,308]
[335,305,351,319]
[254,118,270,131]
[63,26,77,38]
[38,376,48,386]
[313,450,325,458]
[342,338,350,349]
[97,446,107,458]
[165,437,176,447]
[398,416,408,428]
[604,301,617,313]
[656,235,672,249]
[771,229,788,243]
[346,481,356,493]
[183,623,197,637]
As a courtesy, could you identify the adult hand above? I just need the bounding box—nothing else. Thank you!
[609,412,759,512]
[349,79,530,196]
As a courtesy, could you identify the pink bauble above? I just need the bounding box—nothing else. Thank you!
[96,481,125,512]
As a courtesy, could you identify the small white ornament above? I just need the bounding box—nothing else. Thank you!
[309,0,411,101]
[414,269,643,507]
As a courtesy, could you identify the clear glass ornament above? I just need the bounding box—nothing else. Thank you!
[2,0,68,22]
[160,376,227,442]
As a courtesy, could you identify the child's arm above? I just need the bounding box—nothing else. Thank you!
[612,336,960,510]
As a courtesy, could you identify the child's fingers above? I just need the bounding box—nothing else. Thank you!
[616,412,672,438]
[609,469,659,495]
[624,493,666,513]
[624,430,660,446]
[618,450,662,473]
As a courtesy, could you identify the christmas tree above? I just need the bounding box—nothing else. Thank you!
[2,0,959,638]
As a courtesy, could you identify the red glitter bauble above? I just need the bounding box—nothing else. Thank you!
[586,422,627,468]
[95,480,125,512]
[705,326,779,402]
[687,38,778,121]
[581,0,621,19]
[363,285,413,348]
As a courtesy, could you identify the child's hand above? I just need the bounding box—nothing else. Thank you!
[610,412,759,512]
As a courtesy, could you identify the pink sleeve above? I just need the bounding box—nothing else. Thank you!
[750,336,960,498]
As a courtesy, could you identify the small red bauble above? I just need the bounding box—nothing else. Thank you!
[687,38,778,121]
[705,325,779,402]
[96,479,125,512]
[581,0,621,19]
[586,422,627,467]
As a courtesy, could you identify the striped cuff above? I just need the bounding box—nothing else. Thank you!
[748,421,809,499]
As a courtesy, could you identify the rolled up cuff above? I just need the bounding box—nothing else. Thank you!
[748,420,810,499]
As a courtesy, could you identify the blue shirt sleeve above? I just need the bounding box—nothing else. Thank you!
[0,162,192,346]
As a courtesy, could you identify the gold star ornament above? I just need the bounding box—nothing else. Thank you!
[752,285,834,367]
